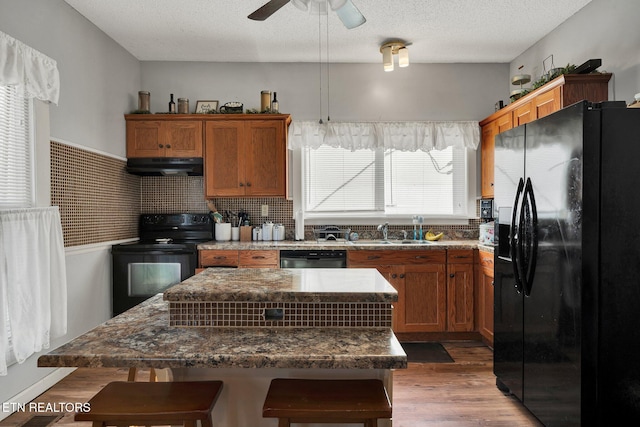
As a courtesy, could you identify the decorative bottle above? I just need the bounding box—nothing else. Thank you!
[168,93,176,113]
[271,92,279,113]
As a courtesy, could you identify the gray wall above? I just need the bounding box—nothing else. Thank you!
[0,0,140,405]
[141,61,507,122]
[509,0,640,105]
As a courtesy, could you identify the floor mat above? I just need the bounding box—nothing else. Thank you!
[18,415,63,427]
[400,342,454,363]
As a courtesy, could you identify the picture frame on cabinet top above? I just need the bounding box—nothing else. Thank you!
[195,100,219,114]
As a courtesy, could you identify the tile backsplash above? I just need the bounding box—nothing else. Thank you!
[140,176,480,241]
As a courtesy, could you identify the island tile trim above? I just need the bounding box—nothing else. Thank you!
[168,301,393,328]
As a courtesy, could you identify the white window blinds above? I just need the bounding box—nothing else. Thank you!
[0,85,33,208]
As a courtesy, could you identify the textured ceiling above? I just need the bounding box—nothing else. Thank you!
[63,0,593,63]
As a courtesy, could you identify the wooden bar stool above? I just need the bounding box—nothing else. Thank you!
[262,378,392,427]
[75,381,223,427]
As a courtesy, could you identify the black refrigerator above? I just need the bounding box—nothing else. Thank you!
[493,101,640,426]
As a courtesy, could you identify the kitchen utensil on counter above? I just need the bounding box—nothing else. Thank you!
[215,223,231,241]
[262,221,273,241]
[273,224,285,241]
[231,227,240,241]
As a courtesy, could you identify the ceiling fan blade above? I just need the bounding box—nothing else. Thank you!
[334,0,366,29]
[248,0,291,21]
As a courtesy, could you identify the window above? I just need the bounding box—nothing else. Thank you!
[303,145,469,218]
[0,85,33,208]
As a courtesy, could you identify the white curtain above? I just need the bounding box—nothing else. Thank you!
[0,207,67,375]
[0,30,60,104]
[288,120,480,152]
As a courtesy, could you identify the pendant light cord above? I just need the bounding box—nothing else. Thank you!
[326,9,330,122]
[318,11,323,124]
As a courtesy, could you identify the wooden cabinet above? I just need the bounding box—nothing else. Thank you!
[204,117,289,198]
[238,250,279,268]
[199,249,239,267]
[446,250,475,332]
[199,249,279,269]
[479,73,611,199]
[348,250,447,333]
[477,250,494,346]
[126,119,203,158]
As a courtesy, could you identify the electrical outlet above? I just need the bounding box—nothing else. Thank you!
[261,204,269,216]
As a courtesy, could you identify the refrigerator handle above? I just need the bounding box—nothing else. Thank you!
[523,178,539,296]
[510,178,525,293]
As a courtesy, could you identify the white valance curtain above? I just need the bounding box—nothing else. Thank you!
[0,207,67,375]
[0,30,60,104]
[288,120,480,151]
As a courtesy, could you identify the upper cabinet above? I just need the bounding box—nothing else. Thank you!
[126,117,203,158]
[204,115,291,198]
[479,73,611,198]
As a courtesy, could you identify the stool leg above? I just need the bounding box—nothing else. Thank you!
[127,367,137,381]
[278,418,290,427]
[200,414,213,427]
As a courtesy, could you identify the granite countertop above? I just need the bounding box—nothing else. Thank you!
[164,268,398,303]
[198,239,481,251]
[38,294,406,370]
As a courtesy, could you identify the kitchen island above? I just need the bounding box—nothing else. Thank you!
[39,268,406,427]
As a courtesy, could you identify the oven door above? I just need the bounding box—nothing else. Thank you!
[112,245,197,316]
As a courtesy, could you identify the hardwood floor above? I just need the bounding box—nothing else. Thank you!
[1,342,541,427]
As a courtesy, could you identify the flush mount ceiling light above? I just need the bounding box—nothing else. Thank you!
[380,41,410,72]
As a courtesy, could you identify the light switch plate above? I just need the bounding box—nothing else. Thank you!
[261,204,269,216]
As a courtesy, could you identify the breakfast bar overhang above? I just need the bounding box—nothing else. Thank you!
[39,268,407,427]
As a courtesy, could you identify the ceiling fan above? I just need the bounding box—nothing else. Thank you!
[248,0,366,29]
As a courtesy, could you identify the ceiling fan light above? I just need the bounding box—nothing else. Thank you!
[382,46,394,72]
[334,0,366,29]
[328,0,347,10]
[398,47,409,67]
[291,0,310,11]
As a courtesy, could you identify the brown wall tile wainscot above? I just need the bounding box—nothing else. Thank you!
[51,141,140,247]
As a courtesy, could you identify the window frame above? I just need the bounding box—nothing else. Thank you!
[295,145,477,226]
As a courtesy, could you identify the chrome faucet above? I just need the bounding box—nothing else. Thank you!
[377,222,389,240]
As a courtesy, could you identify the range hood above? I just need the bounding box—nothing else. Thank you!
[126,157,203,176]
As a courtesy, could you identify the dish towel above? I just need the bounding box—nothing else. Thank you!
[0,207,67,375]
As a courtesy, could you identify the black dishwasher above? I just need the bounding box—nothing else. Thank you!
[279,250,347,268]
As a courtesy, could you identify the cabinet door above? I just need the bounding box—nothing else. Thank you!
[126,121,165,157]
[244,120,286,196]
[447,262,474,331]
[164,121,203,157]
[376,265,404,332]
[204,121,245,197]
[402,264,447,332]
[480,122,496,198]
[513,101,535,127]
[533,86,562,120]
[478,250,495,345]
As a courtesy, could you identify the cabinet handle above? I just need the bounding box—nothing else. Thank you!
[158,144,164,148]
[491,182,494,187]
[391,274,397,279]
[214,256,227,260]
[450,274,455,278]
[252,256,265,259]
[367,255,381,260]
[454,255,470,259]
[246,182,251,187]
[166,144,171,148]
[491,280,495,287]
[399,274,405,279]
[239,182,244,187]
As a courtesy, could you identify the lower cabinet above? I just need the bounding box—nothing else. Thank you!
[447,250,475,332]
[477,250,494,346]
[198,249,279,270]
[348,250,447,333]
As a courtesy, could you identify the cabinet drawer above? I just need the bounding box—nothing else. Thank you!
[447,249,474,263]
[199,250,239,267]
[348,250,446,266]
[238,250,279,267]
